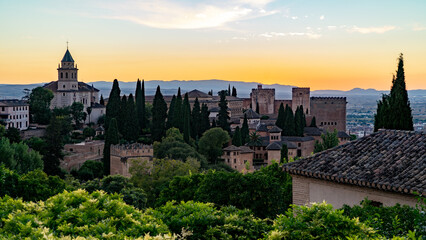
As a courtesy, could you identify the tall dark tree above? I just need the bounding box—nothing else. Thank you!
[191,97,201,139]
[103,118,119,175]
[151,86,168,141]
[86,107,92,124]
[374,54,413,131]
[182,93,191,143]
[241,114,249,145]
[125,94,139,142]
[118,95,127,135]
[231,86,237,97]
[275,103,285,130]
[228,84,231,96]
[106,79,121,130]
[166,95,176,129]
[217,90,230,132]
[99,94,105,106]
[300,105,306,129]
[282,105,296,136]
[43,116,66,176]
[232,126,242,147]
[172,88,183,131]
[310,116,317,127]
[280,143,288,163]
[135,79,147,132]
[294,106,304,137]
[200,103,210,135]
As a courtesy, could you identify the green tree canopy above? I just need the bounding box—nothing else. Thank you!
[198,127,230,164]
[29,87,54,124]
[70,102,87,128]
[314,129,339,153]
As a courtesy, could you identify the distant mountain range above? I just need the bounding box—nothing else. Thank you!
[1,80,425,106]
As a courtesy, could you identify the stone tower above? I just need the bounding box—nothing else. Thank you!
[57,48,78,92]
[250,85,275,115]
[292,88,310,115]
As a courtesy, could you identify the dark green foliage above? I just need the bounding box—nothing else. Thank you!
[86,106,92,124]
[83,127,95,139]
[105,79,121,130]
[310,116,317,127]
[248,131,262,146]
[282,105,296,136]
[74,160,103,181]
[232,126,242,146]
[191,97,201,139]
[166,95,176,129]
[70,102,86,128]
[241,114,249,145]
[5,127,21,143]
[118,95,127,135]
[294,106,304,137]
[43,116,69,176]
[232,86,237,97]
[228,84,231,96]
[0,138,43,174]
[151,86,168,142]
[99,94,104,105]
[103,118,119,175]
[17,169,67,202]
[182,93,191,143]
[0,165,19,198]
[29,87,54,124]
[172,88,183,131]
[124,94,139,142]
[157,174,205,205]
[374,54,413,131]
[280,143,288,163]
[268,202,378,239]
[217,90,230,132]
[341,199,425,238]
[275,103,285,130]
[200,103,210,134]
[198,127,230,164]
[211,119,216,128]
[135,79,147,132]
[314,129,339,153]
[24,137,46,153]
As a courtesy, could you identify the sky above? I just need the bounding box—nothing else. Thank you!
[0,0,426,90]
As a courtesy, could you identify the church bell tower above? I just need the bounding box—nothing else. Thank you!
[57,47,78,91]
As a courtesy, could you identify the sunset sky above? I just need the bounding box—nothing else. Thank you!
[1,0,426,90]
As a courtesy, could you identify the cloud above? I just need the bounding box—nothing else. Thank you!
[259,31,321,39]
[413,24,426,31]
[96,0,278,29]
[319,15,325,20]
[347,25,396,34]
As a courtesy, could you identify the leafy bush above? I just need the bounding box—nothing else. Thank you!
[73,160,104,181]
[266,202,378,240]
[341,199,426,238]
[0,189,170,239]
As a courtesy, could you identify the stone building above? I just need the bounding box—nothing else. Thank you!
[62,140,104,171]
[284,130,425,208]
[43,48,105,124]
[0,100,29,130]
[222,145,255,172]
[110,143,153,177]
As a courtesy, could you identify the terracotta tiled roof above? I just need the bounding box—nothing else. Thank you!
[244,109,260,119]
[223,145,254,153]
[283,130,426,196]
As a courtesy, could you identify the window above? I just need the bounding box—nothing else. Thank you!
[66,72,68,78]
[61,73,63,78]
[298,143,301,147]
[63,85,66,88]
[1,107,4,111]
[234,159,236,163]
[63,93,66,96]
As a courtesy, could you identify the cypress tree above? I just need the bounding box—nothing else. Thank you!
[100,94,104,106]
[300,105,306,129]
[151,86,168,141]
[105,79,121,130]
[232,126,242,146]
[241,114,249,145]
[173,88,183,131]
[141,80,147,129]
[182,93,191,143]
[294,106,302,137]
[125,94,139,142]
[118,95,127,136]
[217,90,230,132]
[375,54,413,131]
[275,103,285,130]
[191,97,201,138]
[283,105,296,136]
[280,143,288,163]
[200,103,210,135]
[232,86,237,97]
[103,118,119,175]
[228,84,231,96]
[310,116,317,127]
[135,79,146,132]
[166,95,176,129]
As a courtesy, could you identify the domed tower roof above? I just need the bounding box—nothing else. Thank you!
[61,49,74,62]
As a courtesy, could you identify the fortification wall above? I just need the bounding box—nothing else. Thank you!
[110,143,153,177]
[251,85,275,115]
[274,100,292,114]
[292,88,311,115]
[310,97,346,132]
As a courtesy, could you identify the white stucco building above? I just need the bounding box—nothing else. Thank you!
[0,100,30,130]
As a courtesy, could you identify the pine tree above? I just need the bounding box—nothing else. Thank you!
[135,79,146,132]
[166,95,176,129]
[232,86,237,97]
[283,105,296,136]
[310,116,317,127]
[100,94,104,106]
[280,143,288,163]
[275,103,285,130]
[191,97,201,139]
[217,90,230,132]
[151,86,168,141]
[232,126,242,146]
[375,54,413,131]
[103,118,119,175]
[118,95,127,136]
[182,93,191,143]
[200,103,210,135]
[105,79,121,130]
[125,94,139,142]
[173,88,183,131]
[241,114,249,145]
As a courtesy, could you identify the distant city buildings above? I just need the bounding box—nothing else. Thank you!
[0,99,29,130]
